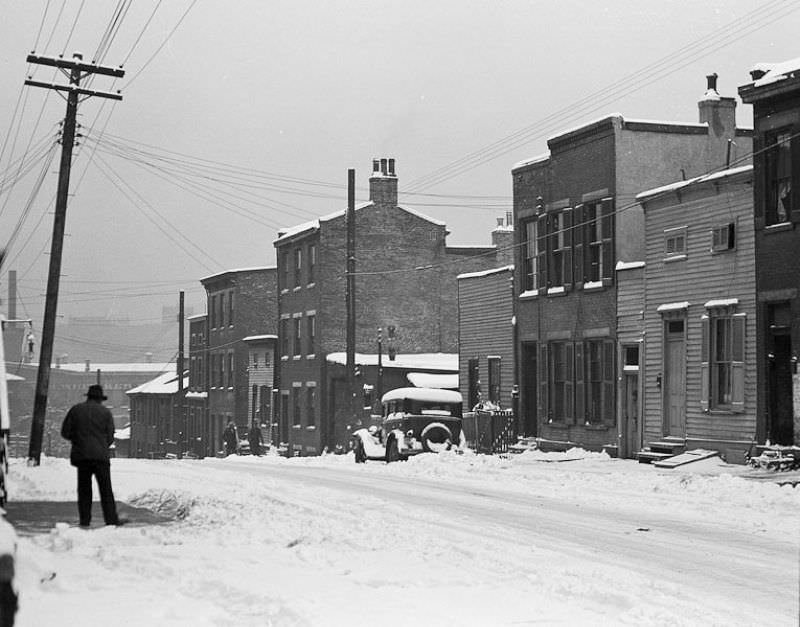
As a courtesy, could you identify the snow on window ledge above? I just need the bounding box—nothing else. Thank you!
[292,424,301,430]
[765,221,792,233]
[547,286,566,296]
[664,254,687,263]
[305,425,316,431]
[306,354,316,360]
[519,289,539,299]
[292,355,301,361]
[281,355,289,361]
[583,280,604,291]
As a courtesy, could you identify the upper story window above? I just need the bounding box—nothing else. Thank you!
[711,222,736,252]
[228,291,234,326]
[765,128,792,225]
[219,292,226,327]
[281,250,290,291]
[294,248,303,288]
[522,219,540,292]
[582,200,613,283]
[664,226,688,260]
[549,210,572,288]
[280,318,289,357]
[210,295,217,328]
[308,243,316,284]
[307,314,316,355]
[293,317,302,356]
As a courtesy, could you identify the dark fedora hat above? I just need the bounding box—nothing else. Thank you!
[86,384,107,400]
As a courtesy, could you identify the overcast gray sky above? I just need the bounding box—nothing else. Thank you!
[0,0,797,329]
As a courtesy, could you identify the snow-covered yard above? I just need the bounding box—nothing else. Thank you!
[2,449,799,626]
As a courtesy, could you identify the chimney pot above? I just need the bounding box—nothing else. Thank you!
[750,68,767,81]
[706,72,718,92]
[73,51,83,61]
[388,158,396,176]
[380,158,388,175]
[505,211,513,226]
[372,159,380,173]
[496,217,504,227]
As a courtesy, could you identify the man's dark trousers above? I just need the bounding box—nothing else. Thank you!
[76,460,119,526]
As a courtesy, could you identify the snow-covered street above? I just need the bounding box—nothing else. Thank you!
[5,450,799,626]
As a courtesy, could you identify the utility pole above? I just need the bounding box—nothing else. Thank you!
[178,291,186,457]
[345,169,356,423]
[24,52,124,465]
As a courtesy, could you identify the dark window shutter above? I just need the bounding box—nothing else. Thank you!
[731,314,746,412]
[565,342,574,422]
[574,342,585,423]
[538,343,548,421]
[603,340,615,425]
[537,214,549,289]
[700,315,709,412]
[573,204,585,285]
[601,199,614,283]
[563,209,573,288]
[753,136,766,229]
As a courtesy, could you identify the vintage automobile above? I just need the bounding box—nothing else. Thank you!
[352,387,465,463]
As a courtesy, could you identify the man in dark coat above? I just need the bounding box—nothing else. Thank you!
[61,384,122,527]
[248,420,263,456]
[223,421,238,456]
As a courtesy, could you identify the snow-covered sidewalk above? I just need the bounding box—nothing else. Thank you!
[2,450,799,626]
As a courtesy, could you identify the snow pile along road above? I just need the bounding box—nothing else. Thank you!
[4,450,800,626]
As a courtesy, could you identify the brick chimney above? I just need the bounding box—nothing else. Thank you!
[491,213,514,266]
[369,157,398,206]
[698,73,738,169]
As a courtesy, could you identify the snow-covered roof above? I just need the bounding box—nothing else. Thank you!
[750,58,800,87]
[200,266,276,283]
[457,265,513,280]
[637,165,752,201]
[276,202,445,244]
[326,352,457,372]
[54,362,175,374]
[512,152,549,171]
[243,334,278,342]
[406,372,458,389]
[623,117,706,129]
[187,313,207,321]
[380,386,462,405]
[126,371,188,395]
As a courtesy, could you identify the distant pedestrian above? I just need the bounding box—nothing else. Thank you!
[223,421,239,456]
[248,421,263,456]
[60,385,123,527]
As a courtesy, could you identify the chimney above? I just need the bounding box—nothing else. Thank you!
[697,73,737,170]
[492,217,514,267]
[369,156,398,206]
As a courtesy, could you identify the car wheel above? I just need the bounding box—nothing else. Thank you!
[354,439,367,464]
[421,422,453,453]
[386,438,402,463]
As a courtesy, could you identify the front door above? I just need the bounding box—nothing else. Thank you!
[768,333,794,445]
[621,372,639,458]
[663,320,686,437]
[521,343,537,437]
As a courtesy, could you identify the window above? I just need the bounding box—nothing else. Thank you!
[549,210,572,287]
[210,295,217,328]
[583,200,613,283]
[548,342,573,421]
[252,385,258,422]
[294,248,303,288]
[219,293,226,327]
[701,311,745,411]
[218,353,224,388]
[765,128,792,224]
[664,226,687,259]
[280,318,289,357]
[307,315,316,355]
[522,220,539,291]
[711,222,736,252]
[584,340,614,424]
[227,352,234,388]
[293,317,302,356]
[488,357,501,403]
[307,386,316,427]
[292,386,301,426]
[308,243,316,284]
[281,250,290,290]
[228,291,234,326]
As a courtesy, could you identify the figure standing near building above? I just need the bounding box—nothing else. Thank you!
[60,385,123,527]
[248,420,263,456]
[223,421,239,456]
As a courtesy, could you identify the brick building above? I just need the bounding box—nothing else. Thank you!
[185,314,208,456]
[638,166,756,461]
[274,158,507,455]
[200,267,277,449]
[512,75,752,452]
[739,59,800,446]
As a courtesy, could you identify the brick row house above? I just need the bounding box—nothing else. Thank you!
[200,267,278,455]
[739,60,800,447]
[511,76,752,455]
[273,159,509,456]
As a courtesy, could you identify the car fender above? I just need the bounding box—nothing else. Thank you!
[352,429,386,459]
[387,428,407,450]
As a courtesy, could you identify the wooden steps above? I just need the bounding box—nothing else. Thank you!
[637,438,686,464]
